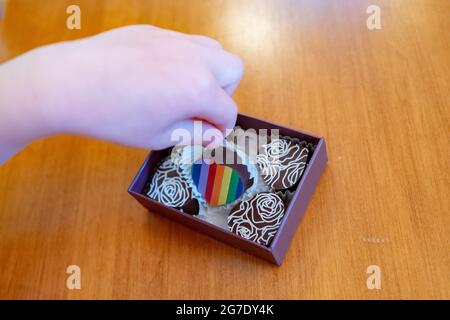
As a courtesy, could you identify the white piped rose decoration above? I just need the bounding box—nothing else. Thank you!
[256,138,308,189]
[228,192,285,246]
[147,159,190,208]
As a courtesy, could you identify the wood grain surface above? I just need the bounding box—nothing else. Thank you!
[0,0,449,299]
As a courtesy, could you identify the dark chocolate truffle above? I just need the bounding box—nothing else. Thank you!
[256,138,308,190]
[228,192,285,246]
[146,158,199,215]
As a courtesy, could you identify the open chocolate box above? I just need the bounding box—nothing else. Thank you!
[128,113,327,265]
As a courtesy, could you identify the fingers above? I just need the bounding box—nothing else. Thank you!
[122,25,244,95]
[137,25,244,94]
[202,50,244,95]
[188,83,238,133]
[155,84,237,150]
[126,25,224,50]
[139,25,224,50]
[189,35,223,50]
[155,119,222,150]
[107,25,242,147]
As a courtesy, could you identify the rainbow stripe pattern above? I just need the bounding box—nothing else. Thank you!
[192,160,244,206]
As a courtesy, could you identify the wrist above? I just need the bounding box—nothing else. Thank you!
[0,50,60,147]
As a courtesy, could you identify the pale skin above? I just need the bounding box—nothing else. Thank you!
[0,25,244,164]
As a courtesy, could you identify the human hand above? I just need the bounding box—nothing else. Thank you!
[0,25,243,163]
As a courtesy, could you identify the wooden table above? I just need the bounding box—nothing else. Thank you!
[0,0,448,299]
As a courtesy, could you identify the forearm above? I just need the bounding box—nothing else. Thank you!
[0,52,56,164]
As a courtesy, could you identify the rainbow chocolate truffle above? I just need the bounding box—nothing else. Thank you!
[192,160,246,206]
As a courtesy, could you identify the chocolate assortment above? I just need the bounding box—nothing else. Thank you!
[143,132,310,247]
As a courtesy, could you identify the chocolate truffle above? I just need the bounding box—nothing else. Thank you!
[256,138,308,190]
[192,160,249,207]
[191,145,253,207]
[228,192,285,246]
[146,158,199,215]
